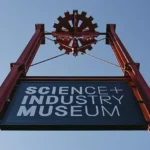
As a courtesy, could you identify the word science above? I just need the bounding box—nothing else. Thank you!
[2,80,146,129]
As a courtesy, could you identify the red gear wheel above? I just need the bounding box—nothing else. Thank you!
[52,10,100,56]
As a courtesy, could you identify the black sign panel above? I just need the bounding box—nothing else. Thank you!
[1,80,147,130]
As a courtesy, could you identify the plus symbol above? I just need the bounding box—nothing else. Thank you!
[110,87,123,94]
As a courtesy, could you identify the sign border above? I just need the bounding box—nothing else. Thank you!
[0,76,148,130]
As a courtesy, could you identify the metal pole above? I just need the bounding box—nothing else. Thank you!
[107,24,150,114]
[0,24,45,113]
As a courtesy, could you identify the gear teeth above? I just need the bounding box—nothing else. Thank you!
[81,50,86,54]
[94,32,100,37]
[73,10,78,14]
[64,11,70,17]
[57,16,63,21]
[54,40,58,44]
[65,51,70,54]
[93,23,98,28]
[52,34,56,38]
[81,11,87,17]
[88,46,92,50]
[88,16,93,21]
[93,39,97,44]
[59,45,63,50]
[53,23,58,28]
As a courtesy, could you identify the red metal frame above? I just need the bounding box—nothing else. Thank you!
[0,24,45,112]
[106,24,150,118]
[0,22,149,129]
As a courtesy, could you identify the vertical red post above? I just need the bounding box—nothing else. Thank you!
[0,24,45,113]
[106,24,150,115]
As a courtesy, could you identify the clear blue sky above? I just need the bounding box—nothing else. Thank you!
[0,0,150,149]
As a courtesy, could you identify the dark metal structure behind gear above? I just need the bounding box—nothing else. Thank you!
[52,10,100,56]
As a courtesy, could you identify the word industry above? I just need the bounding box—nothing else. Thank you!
[1,80,147,130]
